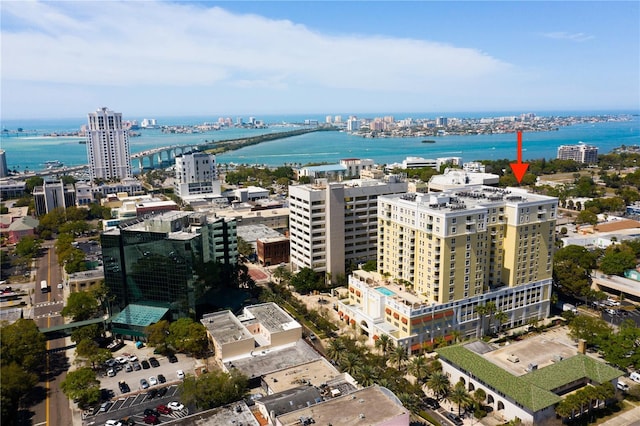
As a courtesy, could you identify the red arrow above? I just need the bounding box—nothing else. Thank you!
[509,130,529,183]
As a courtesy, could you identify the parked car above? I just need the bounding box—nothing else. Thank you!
[140,379,149,389]
[156,404,172,415]
[141,360,151,370]
[157,374,166,384]
[144,408,159,417]
[424,397,440,410]
[147,389,158,399]
[118,381,130,393]
[176,370,185,380]
[167,354,178,363]
[128,355,138,363]
[115,356,128,364]
[149,357,160,368]
[98,401,113,413]
[617,381,630,391]
[167,401,184,411]
[149,376,157,386]
[143,415,159,425]
[157,387,168,397]
[107,368,116,377]
[105,420,122,426]
[124,364,133,373]
[445,412,463,426]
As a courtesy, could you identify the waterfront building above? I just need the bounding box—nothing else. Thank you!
[33,180,76,216]
[0,179,26,199]
[101,211,238,320]
[86,107,132,181]
[428,169,499,192]
[346,118,360,132]
[340,158,374,177]
[337,186,557,351]
[557,143,599,164]
[436,116,448,127]
[0,149,7,178]
[174,152,221,198]
[288,176,408,280]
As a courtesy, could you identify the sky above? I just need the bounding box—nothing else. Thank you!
[1,1,639,120]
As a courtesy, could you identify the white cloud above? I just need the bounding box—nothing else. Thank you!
[1,1,515,92]
[541,31,595,42]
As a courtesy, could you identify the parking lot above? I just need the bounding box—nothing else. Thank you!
[83,341,198,425]
[84,385,189,425]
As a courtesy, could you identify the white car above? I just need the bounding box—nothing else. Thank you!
[105,421,123,426]
[176,370,185,380]
[167,401,184,411]
[115,356,127,364]
[106,368,116,377]
[128,355,138,362]
[149,376,157,386]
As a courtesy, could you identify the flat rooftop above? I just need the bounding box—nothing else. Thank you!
[163,401,259,426]
[224,340,321,379]
[201,311,254,345]
[263,359,341,394]
[275,385,407,426]
[241,303,301,333]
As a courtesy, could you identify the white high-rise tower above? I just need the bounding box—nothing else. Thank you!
[86,107,132,181]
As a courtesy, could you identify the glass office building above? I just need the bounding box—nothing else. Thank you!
[101,211,238,320]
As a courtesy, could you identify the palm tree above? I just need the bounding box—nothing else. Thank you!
[493,310,508,334]
[392,345,408,372]
[451,329,462,344]
[408,355,429,385]
[356,364,377,387]
[375,334,393,358]
[472,388,486,409]
[340,352,361,376]
[326,339,345,363]
[449,381,471,417]
[427,371,450,402]
[476,304,488,338]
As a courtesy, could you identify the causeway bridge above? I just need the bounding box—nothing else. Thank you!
[130,127,332,170]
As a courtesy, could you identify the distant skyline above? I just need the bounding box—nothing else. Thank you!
[1,1,638,120]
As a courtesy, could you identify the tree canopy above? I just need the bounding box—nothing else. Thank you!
[0,319,46,372]
[167,318,209,357]
[60,367,101,408]
[290,267,326,294]
[61,291,100,321]
[179,369,248,409]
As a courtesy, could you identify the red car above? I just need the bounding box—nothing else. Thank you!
[143,415,159,425]
[156,404,172,415]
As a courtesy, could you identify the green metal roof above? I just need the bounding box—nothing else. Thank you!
[522,354,623,391]
[437,345,561,412]
[111,304,168,327]
[436,346,623,413]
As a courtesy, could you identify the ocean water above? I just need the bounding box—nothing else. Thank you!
[1,111,638,172]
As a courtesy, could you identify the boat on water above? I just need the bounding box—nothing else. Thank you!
[78,140,86,144]
[44,160,64,169]
[421,140,436,144]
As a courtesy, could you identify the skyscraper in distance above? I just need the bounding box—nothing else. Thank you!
[86,107,132,181]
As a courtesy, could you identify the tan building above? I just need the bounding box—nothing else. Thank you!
[66,268,104,293]
[201,302,302,364]
[336,186,557,353]
[288,176,408,280]
[275,385,409,426]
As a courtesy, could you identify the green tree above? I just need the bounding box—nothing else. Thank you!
[15,235,41,259]
[237,236,253,258]
[339,352,362,376]
[408,354,430,385]
[75,339,112,369]
[25,176,44,193]
[167,318,209,357]
[272,265,292,284]
[0,319,46,371]
[61,291,100,321]
[179,369,248,409]
[392,345,408,371]
[375,334,393,360]
[1,363,38,424]
[576,210,598,227]
[70,324,102,343]
[361,260,377,272]
[60,367,101,409]
[290,267,325,294]
[145,320,171,352]
[554,245,597,270]
[326,338,346,363]
[600,244,637,276]
[427,370,451,402]
[568,315,611,346]
[450,381,472,417]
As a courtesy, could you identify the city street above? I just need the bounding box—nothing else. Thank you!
[29,245,73,426]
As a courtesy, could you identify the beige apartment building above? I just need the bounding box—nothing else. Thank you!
[337,186,558,353]
[288,176,408,281]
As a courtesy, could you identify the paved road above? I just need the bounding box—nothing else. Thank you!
[30,246,72,426]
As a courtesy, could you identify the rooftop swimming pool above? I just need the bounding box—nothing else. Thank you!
[375,287,396,297]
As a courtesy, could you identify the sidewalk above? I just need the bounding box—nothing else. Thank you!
[599,405,640,426]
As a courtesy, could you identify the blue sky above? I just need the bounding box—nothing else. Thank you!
[1,1,638,119]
